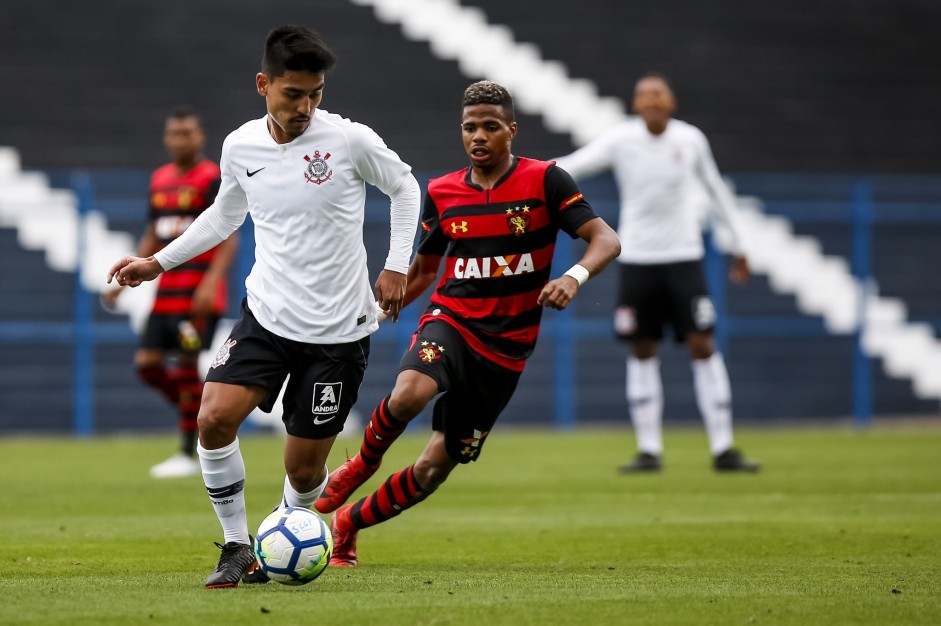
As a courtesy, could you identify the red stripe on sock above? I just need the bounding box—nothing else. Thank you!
[138,365,179,404]
[172,367,202,434]
[360,396,407,466]
[349,465,427,530]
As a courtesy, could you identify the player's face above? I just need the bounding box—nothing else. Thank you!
[257,69,325,143]
[461,104,517,170]
[163,117,204,167]
[632,77,676,129]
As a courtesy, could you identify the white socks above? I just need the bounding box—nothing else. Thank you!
[626,356,664,455]
[280,468,329,510]
[692,353,734,455]
[627,353,735,457]
[198,438,249,545]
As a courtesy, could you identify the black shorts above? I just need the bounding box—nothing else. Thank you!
[613,261,716,342]
[205,299,370,439]
[399,320,520,464]
[140,312,220,354]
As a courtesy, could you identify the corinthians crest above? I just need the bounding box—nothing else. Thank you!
[211,339,237,369]
[303,150,333,185]
[505,205,531,237]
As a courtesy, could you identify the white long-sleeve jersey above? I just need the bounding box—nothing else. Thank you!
[554,117,745,264]
[154,111,420,344]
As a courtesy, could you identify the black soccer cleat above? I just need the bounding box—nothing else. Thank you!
[205,539,257,589]
[713,448,761,473]
[618,452,662,473]
[241,559,270,585]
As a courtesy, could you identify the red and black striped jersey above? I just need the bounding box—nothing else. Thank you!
[148,159,224,315]
[417,156,597,372]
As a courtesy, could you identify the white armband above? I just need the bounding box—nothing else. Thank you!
[563,264,590,286]
[375,301,388,323]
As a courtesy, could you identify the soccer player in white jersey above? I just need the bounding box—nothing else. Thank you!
[555,73,760,473]
[106,25,421,587]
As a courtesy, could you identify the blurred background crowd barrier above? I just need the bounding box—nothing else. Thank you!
[2,0,939,433]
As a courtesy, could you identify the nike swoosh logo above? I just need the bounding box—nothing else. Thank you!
[246,167,265,177]
[313,414,337,425]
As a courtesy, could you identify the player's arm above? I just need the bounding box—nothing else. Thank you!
[373,173,420,322]
[102,222,161,308]
[107,204,242,288]
[538,217,620,310]
[404,253,442,307]
[350,124,422,323]
[191,233,239,316]
[538,165,620,310]
[552,128,619,181]
[693,131,749,284]
[107,141,248,288]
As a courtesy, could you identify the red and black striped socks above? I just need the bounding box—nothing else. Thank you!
[360,396,408,467]
[348,464,428,529]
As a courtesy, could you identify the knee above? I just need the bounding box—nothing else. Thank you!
[631,340,657,360]
[196,400,237,440]
[413,457,453,493]
[285,465,327,492]
[136,363,162,385]
[388,383,430,420]
[687,334,715,360]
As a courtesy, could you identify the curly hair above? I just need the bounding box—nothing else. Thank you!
[462,80,515,121]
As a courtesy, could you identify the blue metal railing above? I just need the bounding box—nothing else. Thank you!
[2,171,941,433]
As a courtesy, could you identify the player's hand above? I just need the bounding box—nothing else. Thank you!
[729,255,749,285]
[374,269,407,322]
[100,286,123,311]
[191,281,216,316]
[374,300,389,323]
[537,275,579,310]
[107,256,164,288]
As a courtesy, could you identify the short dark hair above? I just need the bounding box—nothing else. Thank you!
[262,25,336,77]
[462,80,515,122]
[635,71,673,94]
[167,105,201,124]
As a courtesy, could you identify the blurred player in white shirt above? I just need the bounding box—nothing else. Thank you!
[555,73,759,473]
[107,25,421,586]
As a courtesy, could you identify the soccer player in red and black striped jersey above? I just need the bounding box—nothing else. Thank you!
[103,107,238,479]
[314,81,621,567]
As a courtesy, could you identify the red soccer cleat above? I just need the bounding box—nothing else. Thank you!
[329,505,359,567]
[315,454,378,514]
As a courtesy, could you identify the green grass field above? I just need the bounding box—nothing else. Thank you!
[1,426,939,625]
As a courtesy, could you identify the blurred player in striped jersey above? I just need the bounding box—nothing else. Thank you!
[313,80,621,567]
[554,73,760,473]
[103,106,238,479]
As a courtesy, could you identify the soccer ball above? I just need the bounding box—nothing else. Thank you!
[254,506,333,585]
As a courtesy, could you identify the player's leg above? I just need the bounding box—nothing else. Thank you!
[314,369,437,514]
[199,298,291,588]
[330,431,451,567]
[671,262,759,472]
[615,263,666,472]
[315,323,450,514]
[136,313,200,477]
[145,350,202,478]
[330,345,518,567]
[686,331,759,471]
[136,347,177,402]
[264,334,370,514]
[198,380,268,588]
[151,315,222,478]
[620,338,664,472]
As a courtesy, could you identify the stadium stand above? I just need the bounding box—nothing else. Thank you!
[1,0,939,433]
